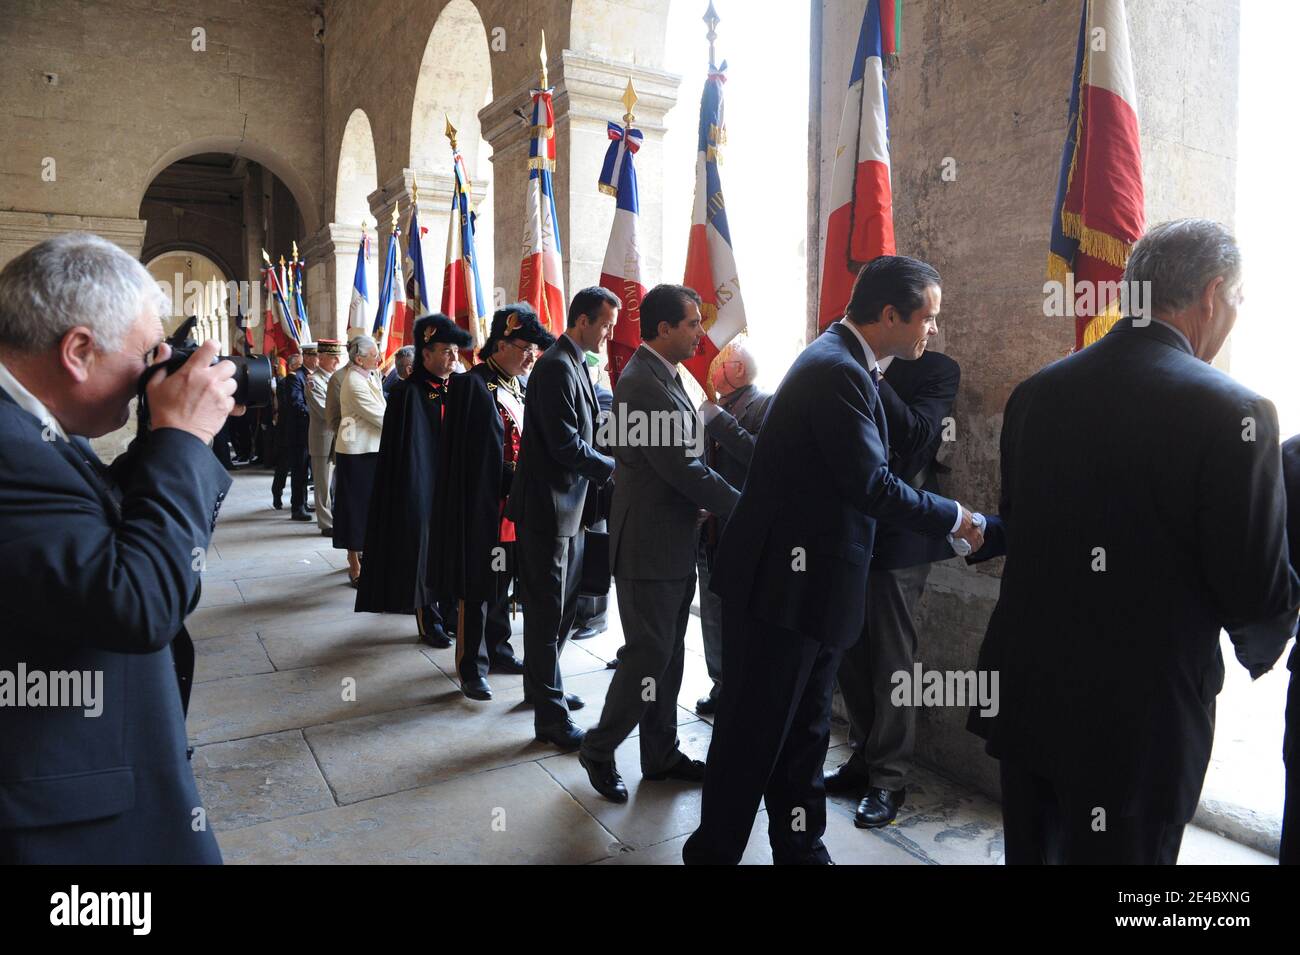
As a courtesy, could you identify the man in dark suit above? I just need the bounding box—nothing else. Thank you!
[1277,435,1300,864]
[683,256,982,865]
[972,219,1299,865]
[825,347,961,828]
[0,232,236,863]
[579,284,740,802]
[694,339,772,714]
[506,288,618,749]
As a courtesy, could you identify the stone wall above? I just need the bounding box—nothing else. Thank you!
[812,0,1240,799]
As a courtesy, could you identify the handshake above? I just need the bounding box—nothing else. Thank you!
[949,506,986,556]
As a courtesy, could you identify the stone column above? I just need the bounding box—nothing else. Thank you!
[299,222,376,342]
[479,51,679,309]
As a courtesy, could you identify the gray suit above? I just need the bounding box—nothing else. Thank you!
[306,368,335,532]
[582,344,739,773]
[508,333,614,729]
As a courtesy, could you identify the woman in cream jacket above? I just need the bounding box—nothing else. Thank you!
[332,334,387,584]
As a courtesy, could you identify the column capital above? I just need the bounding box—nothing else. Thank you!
[480,51,681,157]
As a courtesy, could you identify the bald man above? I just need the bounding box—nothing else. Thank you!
[694,340,773,713]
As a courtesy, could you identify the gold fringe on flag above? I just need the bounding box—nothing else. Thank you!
[527,156,555,172]
[1047,251,1072,286]
[1081,300,1123,348]
[597,183,618,197]
[529,124,554,139]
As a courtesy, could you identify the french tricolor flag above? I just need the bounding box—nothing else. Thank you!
[442,146,487,359]
[518,82,566,338]
[598,120,646,385]
[1048,0,1144,350]
[817,0,899,330]
[680,62,745,389]
[373,219,408,364]
[348,232,370,332]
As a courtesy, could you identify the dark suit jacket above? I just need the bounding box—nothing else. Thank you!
[703,384,772,495]
[282,367,309,444]
[710,322,960,648]
[0,388,229,863]
[608,345,739,580]
[873,350,961,570]
[507,333,614,538]
[972,318,1300,823]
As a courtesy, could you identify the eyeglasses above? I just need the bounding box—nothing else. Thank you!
[505,339,539,359]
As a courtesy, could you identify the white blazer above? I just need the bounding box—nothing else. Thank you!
[335,366,386,455]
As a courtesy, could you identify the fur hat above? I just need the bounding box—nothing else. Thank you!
[413,312,472,362]
[479,302,555,361]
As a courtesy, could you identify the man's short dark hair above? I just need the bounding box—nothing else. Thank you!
[567,286,621,328]
[640,284,702,341]
[845,255,941,325]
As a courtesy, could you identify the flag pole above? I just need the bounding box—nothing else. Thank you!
[704,1,719,70]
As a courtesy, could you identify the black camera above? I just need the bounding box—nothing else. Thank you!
[137,316,273,432]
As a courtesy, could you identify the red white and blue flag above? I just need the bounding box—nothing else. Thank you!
[681,61,745,389]
[405,203,430,351]
[291,255,312,345]
[1048,0,1144,350]
[348,231,370,332]
[598,119,646,385]
[262,250,306,352]
[442,144,487,357]
[518,82,566,338]
[818,0,899,330]
[373,218,408,364]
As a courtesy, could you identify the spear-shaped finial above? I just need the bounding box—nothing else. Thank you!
[704,1,719,69]
[261,248,271,266]
[622,77,638,126]
[279,254,286,268]
[391,204,399,229]
[411,173,419,204]
[292,240,299,263]
[539,30,549,87]
[445,113,458,151]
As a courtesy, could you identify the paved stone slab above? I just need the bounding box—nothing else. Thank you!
[201,553,330,583]
[186,580,355,638]
[192,730,336,832]
[196,579,245,609]
[304,667,696,805]
[193,632,274,684]
[539,719,714,849]
[187,646,455,745]
[260,613,425,670]
[215,761,620,864]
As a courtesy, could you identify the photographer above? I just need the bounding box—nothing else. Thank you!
[0,232,235,864]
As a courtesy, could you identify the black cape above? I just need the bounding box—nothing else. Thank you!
[437,363,513,603]
[355,366,449,613]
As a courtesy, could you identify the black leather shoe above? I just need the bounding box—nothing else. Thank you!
[462,678,492,701]
[854,787,905,829]
[824,759,871,795]
[419,626,453,650]
[606,658,618,669]
[572,626,602,640]
[490,655,525,675]
[523,691,585,710]
[643,753,706,782]
[694,694,718,715]
[535,719,585,751]
[271,496,282,509]
[579,752,628,802]
[290,509,312,521]
[320,528,332,537]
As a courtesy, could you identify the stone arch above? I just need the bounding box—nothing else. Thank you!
[335,108,380,227]
[140,136,321,235]
[411,0,493,174]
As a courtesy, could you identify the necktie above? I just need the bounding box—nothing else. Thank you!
[870,366,881,387]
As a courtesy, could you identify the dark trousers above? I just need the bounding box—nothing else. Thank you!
[581,576,693,774]
[456,543,517,683]
[1281,667,1299,864]
[517,526,584,730]
[697,537,724,700]
[683,603,842,865]
[998,758,1185,864]
[415,599,456,638]
[574,518,609,633]
[835,563,930,790]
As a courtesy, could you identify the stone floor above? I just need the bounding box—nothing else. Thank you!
[187,469,1273,865]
